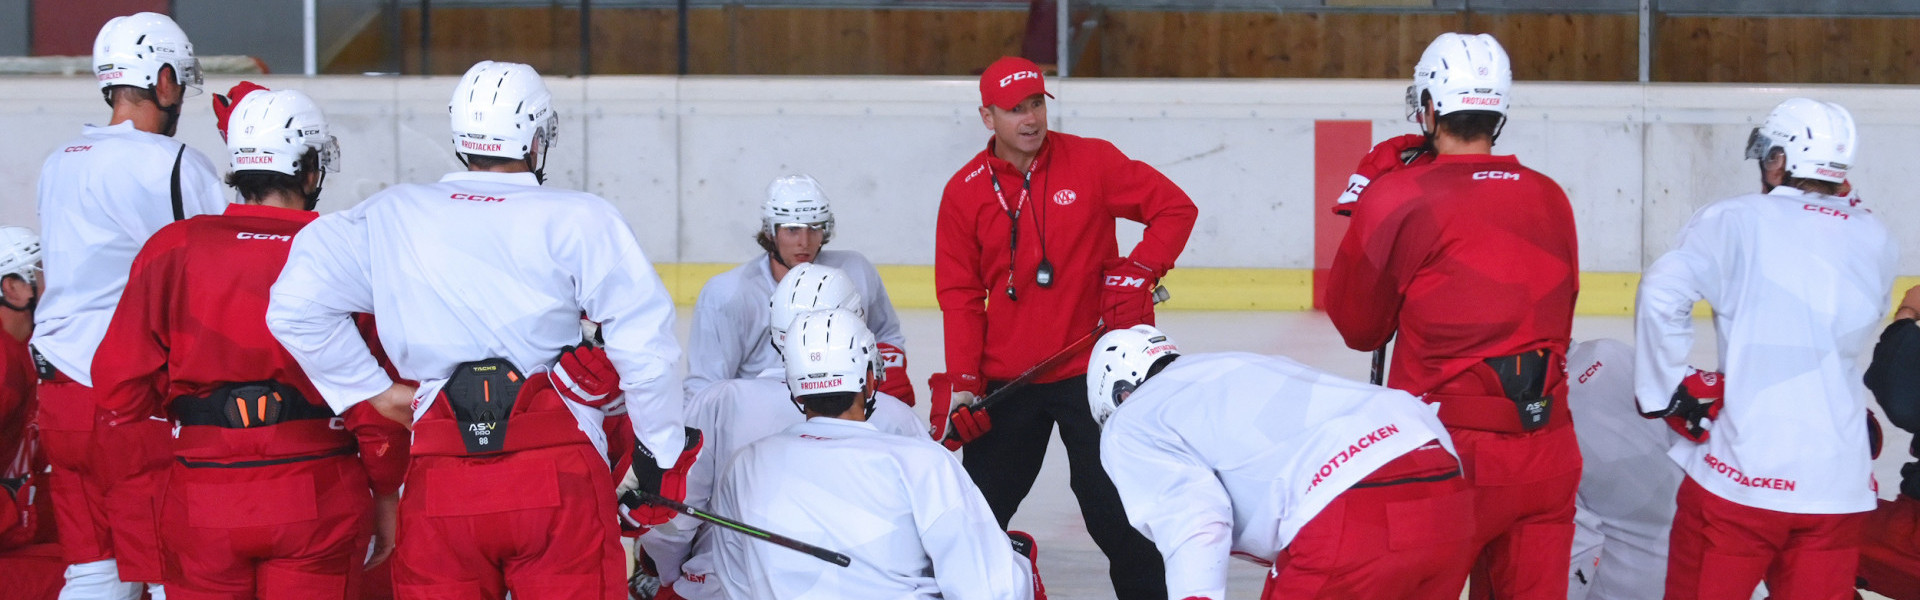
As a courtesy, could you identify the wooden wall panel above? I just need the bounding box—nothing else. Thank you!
[1656,16,1920,84]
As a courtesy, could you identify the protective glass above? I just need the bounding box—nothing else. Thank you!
[173,55,204,97]
[1404,84,1422,124]
[315,136,342,173]
[773,223,829,234]
[1744,127,1772,161]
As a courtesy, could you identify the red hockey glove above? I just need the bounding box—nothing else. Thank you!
[623,427,703,527]
[1652,369,1723,443]
[928,372,990,450]
[1102,258,1158,330]
[212,81,269,142]
[1009,531,1047,600]
[549,345,623,410]
[875,342,915,406]
[1332,133,1433,216]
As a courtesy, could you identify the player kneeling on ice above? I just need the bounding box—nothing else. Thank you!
[712,309,1043,599]
[631,263,920,599]
[684,175,913,402]
[1090,325,1475,600]
[267,61,694,600]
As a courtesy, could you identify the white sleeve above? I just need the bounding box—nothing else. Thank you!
[852,256,907,350]
[267,210,393,413]
[179,146,230,217]
[916,450,1034,600]
[1101,427,1234,600]
[684,280,745,398]
[1633,206,1733,414]
[570,206,686,467]
[712,463,753,600]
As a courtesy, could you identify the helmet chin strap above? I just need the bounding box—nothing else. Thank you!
[155,86,183,137]
[303,170,326,211]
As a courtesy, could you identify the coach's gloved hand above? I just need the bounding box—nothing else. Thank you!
[212,81,269,142]
[549,344,622,410]
[1332,133,1433,216]
[1647,369,1723,443]
[929,372,989,451]
[1009,531,1047,600]
[623,427,703,527]
[875,342,915,406]
[1102,258,1158,330]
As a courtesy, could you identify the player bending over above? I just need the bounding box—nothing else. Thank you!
[714,309,1041,599]
[685,175,912,402]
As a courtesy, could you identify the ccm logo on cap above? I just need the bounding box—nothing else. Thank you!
[451,193,506,202]
[999,70,1040,88]
[236,232,292,242]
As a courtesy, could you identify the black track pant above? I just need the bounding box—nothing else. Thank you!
[961,375,1167,600]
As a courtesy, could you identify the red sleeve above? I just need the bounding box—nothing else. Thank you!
[1324,178,1434,352]
[348,315,410,495]
[1096,141,1198,276]
[935,177,988,381]
[92,226,187,426]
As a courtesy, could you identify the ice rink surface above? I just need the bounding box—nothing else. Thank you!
[674,308,1909,599]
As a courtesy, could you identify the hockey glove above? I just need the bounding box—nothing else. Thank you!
[928,372,990,450]
[623,427,703,527]
[876,342,916,406]
[212,81,269,142]
[549,344,623,410]
[1009,530,1047,600]
[1102,258,1158,330]
[1648,369,1723,443]
[1332,133,1434,216]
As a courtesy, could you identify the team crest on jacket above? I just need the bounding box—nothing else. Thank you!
[1053,189,1077,206]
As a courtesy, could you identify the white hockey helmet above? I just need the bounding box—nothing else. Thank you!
[1746,98,1856,184]
[763,174,835,244]
[226,90,341,177]
[769,262,865,353]
[448,61,557,163]
[1406,33,1512,125]
[1086,325,1181,427]
[93,12,202,97]
[782,308,880,415]
[0,227,41,285]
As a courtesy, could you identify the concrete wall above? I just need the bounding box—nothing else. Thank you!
[1,75,1914,274]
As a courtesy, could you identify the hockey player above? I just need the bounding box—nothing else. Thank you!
[712,309,1041,599]
[1325,33,1582,600]
[933,55,1196,599]
[1088,324,1473,599]
[86,87,410,600]
[265,61,695,600]
[1562,339,1682,600]
[1859,284,1920,599]
[0,226,62,600]
[635,263,920,599]
[1635,97,1892,599]
[34,12,226,597]
[685,175,913,403]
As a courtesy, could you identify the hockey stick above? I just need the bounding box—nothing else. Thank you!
[622,490,853,567]
[949,285,1171,435]
[1366,144,1430,386]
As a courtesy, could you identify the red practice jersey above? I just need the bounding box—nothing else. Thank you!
[0,331,49,549]
[1327,154,1579,404]
[92,203,407,494]
[936,132,1197,383]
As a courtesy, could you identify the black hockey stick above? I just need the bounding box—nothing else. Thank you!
[951,285,1171,430]
[622,490,852,567]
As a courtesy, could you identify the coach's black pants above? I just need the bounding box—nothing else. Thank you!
[961,375,1167,600]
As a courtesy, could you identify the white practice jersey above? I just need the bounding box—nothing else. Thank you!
[713,417,1033,600]
[638,376,922,598]
[267,171,685,463]
[1567,339,1680,600]
[33,122,227,385]
[685,250,904,396]
[1636,186,1895,514]
[1100,352,1456,600]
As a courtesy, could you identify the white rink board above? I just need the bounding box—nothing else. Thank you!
[2,75,1918,272]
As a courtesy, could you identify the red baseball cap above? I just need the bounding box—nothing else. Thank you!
[979,56,1053,110]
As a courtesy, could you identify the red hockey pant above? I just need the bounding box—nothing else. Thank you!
[1858,495,1920,600]
[161,455,373,600]
[0,543,67,600]
[1454,424,1582,600]
[1261,446,1476,599]
[1664,476,1865,600]
[392,444,623,600]
[37,379,168,580]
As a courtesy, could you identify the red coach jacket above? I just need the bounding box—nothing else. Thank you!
[937,132,1197,384]
[92,203,408,494]
[1327,154,1579,430]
